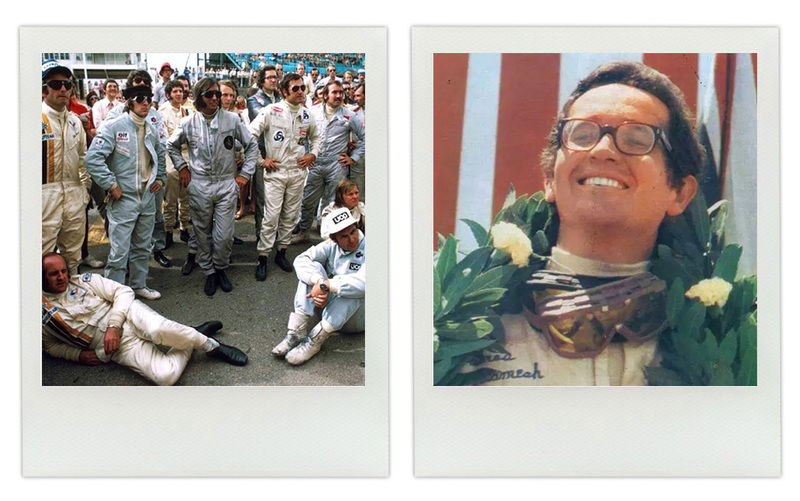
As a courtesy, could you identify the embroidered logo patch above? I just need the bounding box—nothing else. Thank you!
[348,262,361,271]
[224,136,234,150]
[42,133,55,140]
[94,138,105,147]
[272,106,284,113]
[150,117,158,124]
[81,273,92,282]
[355,251,363,258]
[299,129,307,137]
[115,145,130,156]
[273,131,284,142]
[332,212,350,224]
[116,132,130,143]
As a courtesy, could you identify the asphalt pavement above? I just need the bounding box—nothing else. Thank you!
[41,208,365,386]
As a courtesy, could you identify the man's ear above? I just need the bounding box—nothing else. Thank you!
[666,175,699,216]
[544,176,556,203]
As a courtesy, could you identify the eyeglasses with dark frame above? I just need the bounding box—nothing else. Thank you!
[558,118,673,156]
[42,80,74,91]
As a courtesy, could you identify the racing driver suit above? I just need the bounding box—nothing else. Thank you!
[42,101,91,274]
[167,109,258,276]
[248,101,320,258]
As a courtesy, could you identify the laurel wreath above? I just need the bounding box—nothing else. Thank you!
[433,187,757,386]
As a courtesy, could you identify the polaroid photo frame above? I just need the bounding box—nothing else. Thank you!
[412,27,779,476]
[22,26,388,476]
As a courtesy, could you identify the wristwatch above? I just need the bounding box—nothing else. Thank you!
[319,281,329,293]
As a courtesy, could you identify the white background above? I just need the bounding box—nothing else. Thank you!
[4,1,798,498]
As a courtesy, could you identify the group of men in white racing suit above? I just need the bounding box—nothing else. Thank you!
[41,62,367,382]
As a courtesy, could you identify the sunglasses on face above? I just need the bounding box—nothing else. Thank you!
[202,90,222,100]
[290,84,306,93]
[131,95,153,104]
[132,77,148,85]
[42,80,73,91]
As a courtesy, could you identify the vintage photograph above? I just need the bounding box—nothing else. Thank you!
[40,51,368,386]
[432,52,757,386]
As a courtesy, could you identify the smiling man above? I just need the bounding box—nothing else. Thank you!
[272,207,365,366]
[468,61,701,386]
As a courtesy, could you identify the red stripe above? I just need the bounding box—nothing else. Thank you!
[642,53,699,114]
[433,53,469,246]
[715,54,737,187]
[492,54,561,214]
[751,53,757,91]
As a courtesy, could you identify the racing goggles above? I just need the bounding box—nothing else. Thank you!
[42,80,73,91]
[523,272,668,359]
[559,118,673,156]
[130,94,152,104]
[201,89,222,100]
[122,86,153,102]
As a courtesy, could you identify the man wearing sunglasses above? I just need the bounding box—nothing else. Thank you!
[167,78,259,296]
[101,71,173,270]
[248,73,319,281]
[247,65,283,244]
[292,80,364,245]
[468,61,700,386]
[41,59,91,275]
[85,85,167,301]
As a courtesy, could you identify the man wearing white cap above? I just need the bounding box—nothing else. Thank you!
[41,59,91,274]
[272,207,365,365]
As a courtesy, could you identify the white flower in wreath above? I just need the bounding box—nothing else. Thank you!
[685,277,733,308]
[490,222,533,268]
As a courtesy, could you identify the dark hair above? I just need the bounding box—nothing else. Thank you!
[256,65,277,86]
[322,79,343,100]
[334,178,359,207]
[279,72,303,94]
[126,70,152,88]
[85,90,99,106]
[164,80,184,101]
[175,75,190,85]
[193,77,218,113]
[540,60,703,188]
[103,79,118,90]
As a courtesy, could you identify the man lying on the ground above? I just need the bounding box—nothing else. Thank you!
[41,252,247,386]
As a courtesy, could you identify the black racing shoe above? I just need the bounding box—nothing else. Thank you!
[204,273,218,296]
[154,250,172,268]
[194,321,223,337]
[274,249,294,272]
[180,229,190,242]
[207,342,248,366]
[255,256,268,281]
[165,232,174,249]
[217,269,233,293]
[181,253,197,275]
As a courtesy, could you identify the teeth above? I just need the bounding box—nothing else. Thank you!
[581,177,625,189]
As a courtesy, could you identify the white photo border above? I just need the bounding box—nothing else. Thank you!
[412,26,780,476]
[22,26,388,476]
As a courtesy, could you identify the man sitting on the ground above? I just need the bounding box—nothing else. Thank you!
[41,253,247,386]
[272,207,365,366]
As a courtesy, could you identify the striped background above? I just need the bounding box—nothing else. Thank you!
[433,53,757,276]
